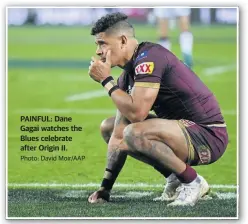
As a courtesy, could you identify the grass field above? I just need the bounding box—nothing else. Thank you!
[7,24,238,218]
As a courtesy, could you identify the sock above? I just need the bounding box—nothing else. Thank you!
[176,164,197,184]
[158,37,171,51]
[179,31,193,55]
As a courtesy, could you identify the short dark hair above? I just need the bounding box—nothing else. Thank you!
[91,12,134,37]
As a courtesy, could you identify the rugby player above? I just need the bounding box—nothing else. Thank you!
[88,12,228,206]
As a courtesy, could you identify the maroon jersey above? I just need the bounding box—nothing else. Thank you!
[117,42,225,125]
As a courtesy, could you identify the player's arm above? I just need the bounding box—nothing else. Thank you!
[102,109,130,189]
[104,84,159,123]
[89,49,162,123]
[88,110,130,203]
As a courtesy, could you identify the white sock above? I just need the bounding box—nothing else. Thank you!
[179,31,193,55]
[158,39,171,51]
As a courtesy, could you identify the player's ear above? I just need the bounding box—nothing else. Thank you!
[120,35,128,48]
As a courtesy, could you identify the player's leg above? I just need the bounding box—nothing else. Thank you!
[100,116,206,203]
[153,8,172,51]
[123,118,210,206]
[100,116,182,202]
[100,116,115,143]
[96,114,175,202]
[100,114,158,144]
[124,119,189,173]
[167,120,228,206]
[100,115,173,179]
[176,8,194,68]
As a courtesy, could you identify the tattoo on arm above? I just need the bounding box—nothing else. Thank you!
[114,109,130,126]
[104,110,129,188]
[107,144,127,172]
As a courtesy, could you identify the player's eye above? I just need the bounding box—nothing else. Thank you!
[98,41,106,46]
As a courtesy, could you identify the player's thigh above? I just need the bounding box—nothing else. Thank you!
[182,121,228,166]
[129,118,189,160]
[101,114,158,138]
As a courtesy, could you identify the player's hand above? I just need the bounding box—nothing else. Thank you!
[88,189,110,204]
[88,50,111,83]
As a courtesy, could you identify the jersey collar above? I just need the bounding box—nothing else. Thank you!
[123,42,145,72]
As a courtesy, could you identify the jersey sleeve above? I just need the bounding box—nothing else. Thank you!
[133,47,166,89]
[117,72,126,91]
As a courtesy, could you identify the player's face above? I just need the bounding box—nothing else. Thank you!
[95,32,124,67]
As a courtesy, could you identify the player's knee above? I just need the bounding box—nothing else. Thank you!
[100,118,114,143]
[100,118,111,133]
[123,124,136,142]
[123,124,143,150]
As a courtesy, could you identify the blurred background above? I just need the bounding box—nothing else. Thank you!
[8,8,237,26]
[8,8,237,188]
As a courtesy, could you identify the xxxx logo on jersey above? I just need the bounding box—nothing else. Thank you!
[135,62,154,75]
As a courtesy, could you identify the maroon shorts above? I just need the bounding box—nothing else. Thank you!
[178,119,229,166]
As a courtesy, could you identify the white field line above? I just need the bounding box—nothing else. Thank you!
[58,190,154,199]
[65,90,106,102]
[113,191,155,199]
[215,192,237,200]
[55,190,237,200]
[24,75,119,82]
[203,64,236,76]
[26,76,93,82]
[13,109,236,116]
[8,182,237,189]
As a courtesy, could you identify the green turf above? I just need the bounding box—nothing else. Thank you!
[8,25,236,60]
[8,189,237,217]
[7,24,238,217]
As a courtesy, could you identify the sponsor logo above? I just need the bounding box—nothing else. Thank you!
[135,62,154,75]
[197,146,211,165]
[135,51,148,63]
